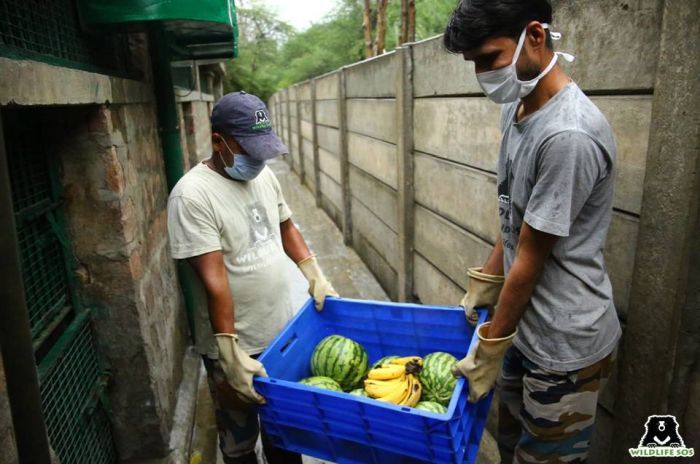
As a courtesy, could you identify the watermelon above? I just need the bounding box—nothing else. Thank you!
[419,352,458,406]
[348,388,370,397]
[370,355,399,370]
[310,335,368,390]
[415,401,447,414]
[298,376,343,392]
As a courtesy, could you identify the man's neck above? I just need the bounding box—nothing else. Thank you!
[517,63,571,121]
[205,153,234,180]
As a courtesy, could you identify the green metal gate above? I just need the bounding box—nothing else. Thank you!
[4,110,117,464]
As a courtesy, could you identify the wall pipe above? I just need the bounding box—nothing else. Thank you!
[149,25,197,340]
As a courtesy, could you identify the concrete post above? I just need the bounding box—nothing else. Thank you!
[338,69,353,245]
[295,84,305,184]
[311,79,322,207]
[285,88,293,170]
[610,0,700,460]
[396,45,415,303]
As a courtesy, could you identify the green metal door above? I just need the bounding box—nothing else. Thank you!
[4,110,117,464]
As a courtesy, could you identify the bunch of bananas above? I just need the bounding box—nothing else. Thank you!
[363,356,423,407]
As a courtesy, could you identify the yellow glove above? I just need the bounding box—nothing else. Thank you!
[298,255,339,311]
[452,322,515,403]
[459,267,505,326]
[215,334,268,404]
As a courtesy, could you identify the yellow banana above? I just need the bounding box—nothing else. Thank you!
[364,376,406,398]
[401,374,422,407]
[377,381,410,404]
[390,356,423,367]
[367,363,405,380]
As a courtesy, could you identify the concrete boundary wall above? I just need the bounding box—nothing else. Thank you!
[268,1,700,461]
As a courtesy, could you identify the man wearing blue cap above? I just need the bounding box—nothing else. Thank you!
[167,91,337,463]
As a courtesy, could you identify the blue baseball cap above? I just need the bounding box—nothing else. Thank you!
[211,91,288,161]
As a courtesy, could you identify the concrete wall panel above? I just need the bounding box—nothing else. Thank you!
[299,100,313,122]
[316,100,339,128]
[300,120,313,141]
[319,172,342,212]
[347,99,397,143]
[414,205,492,290]
[348,132,398,189]
[315,72,340,100]
[594,96,652,215]
[317,125,340,154]
[349,166,399,233]
[351,198,399,268]
[345,52,397,98]
[413,253,464,306]
[414,153,499,243]
[353,228,398,300]
[319,148,341,183]
[297,82,312,100]
[605,213,639,319]
[414,97,501,173]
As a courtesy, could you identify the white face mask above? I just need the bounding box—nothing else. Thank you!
[476,23,575,104]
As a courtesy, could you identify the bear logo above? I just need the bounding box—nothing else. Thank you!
[246,202,273,247]
[255,110,269,124]
[638,415,685,448]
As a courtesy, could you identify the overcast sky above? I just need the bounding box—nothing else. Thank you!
[256,0,338,31]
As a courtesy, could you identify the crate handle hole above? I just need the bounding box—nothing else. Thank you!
[279,333,299,355]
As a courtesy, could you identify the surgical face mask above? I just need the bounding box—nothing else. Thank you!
[476,23,575,104]
[218,138,265,181]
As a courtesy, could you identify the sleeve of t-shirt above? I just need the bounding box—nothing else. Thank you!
[167,195,222,259]
[524,131,609,237]
[269,169,293,222]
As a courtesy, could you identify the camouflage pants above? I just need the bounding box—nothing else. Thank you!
[203,357,302,464]
[497,346,615,464]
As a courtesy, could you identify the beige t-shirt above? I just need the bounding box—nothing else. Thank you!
[167,162,294,357]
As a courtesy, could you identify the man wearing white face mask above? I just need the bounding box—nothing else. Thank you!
[444,1,621,463]
[167,91,338,463]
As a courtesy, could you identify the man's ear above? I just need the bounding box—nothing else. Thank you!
[212,132,224,153]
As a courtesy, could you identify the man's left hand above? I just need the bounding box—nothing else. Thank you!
[452,322,516,403]
[298,255,339,311]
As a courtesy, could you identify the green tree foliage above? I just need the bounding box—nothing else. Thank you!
[224,0,459,99]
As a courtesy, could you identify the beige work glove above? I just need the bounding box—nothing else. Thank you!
[298,255,339,311]
[215,334,268,404]
[452,322,516,403]
[460,267,505,326]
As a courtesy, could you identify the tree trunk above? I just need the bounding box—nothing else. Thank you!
[399,0,408,44]
[363,0,374,59]
[375,0,389,55]
[408,0,415,43]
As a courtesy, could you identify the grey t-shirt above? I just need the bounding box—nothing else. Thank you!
[498,83,621,371]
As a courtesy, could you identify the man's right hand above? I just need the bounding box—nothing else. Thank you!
[460,267,505,326]
[215,334,268,404]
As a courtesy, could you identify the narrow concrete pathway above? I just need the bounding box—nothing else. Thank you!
[193,158,498,464]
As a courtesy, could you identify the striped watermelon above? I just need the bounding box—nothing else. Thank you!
[415,401,447,414]
[348,388,370,397]
[310,335,368,391]
[419,352,458,406]
[370,355,399,370]
[298,376,343,392]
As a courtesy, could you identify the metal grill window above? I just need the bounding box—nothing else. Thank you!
[39,314,116,464]
[5,109,117,463]
[0,0,132,76]
[5,112,72,341]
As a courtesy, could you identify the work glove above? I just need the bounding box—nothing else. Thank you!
[460,267,505,326]
[452,322,516,403]
[215,334,268,404]
[298,255,339,311]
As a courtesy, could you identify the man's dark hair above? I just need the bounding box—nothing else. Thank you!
[444,0,553,53]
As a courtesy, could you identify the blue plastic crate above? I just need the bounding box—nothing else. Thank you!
[254,297,492,464]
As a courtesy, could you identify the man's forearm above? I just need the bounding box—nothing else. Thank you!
[487,258,539,338]
[280,219,312,263]
[482,238,505,276]
[207,291,236,334]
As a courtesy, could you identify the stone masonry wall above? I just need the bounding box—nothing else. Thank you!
[0,353,18,464]
[55,104,188,461]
